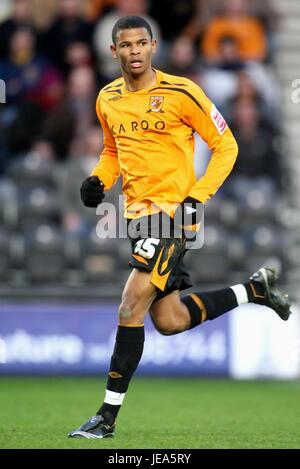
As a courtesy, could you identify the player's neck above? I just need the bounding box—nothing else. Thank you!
[123,68,157,91]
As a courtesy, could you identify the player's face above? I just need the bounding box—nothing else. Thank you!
[111,28,156,77]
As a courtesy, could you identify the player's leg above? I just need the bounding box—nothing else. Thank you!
[96,268,157,424]
[151,283,244,334]
[151,267,291,336]
[150,290,191,335]
[69,268,157,439]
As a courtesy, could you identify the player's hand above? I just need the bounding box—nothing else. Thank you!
[80,176,105,207]
[173,196,203,231]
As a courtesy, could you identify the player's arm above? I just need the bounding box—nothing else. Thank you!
[173,82,238,229]
[80,94,120,207]
[182,82,238,204]
[91,95,120,189]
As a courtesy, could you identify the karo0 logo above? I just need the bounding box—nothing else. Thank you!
[147,96,164,113]
[211,105,227,135]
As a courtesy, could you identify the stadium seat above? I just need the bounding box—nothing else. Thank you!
[7,152,56,189]
[81,229,119,283]
[24,224,65,283]
[226,232,247,272]
[117,239,132,270]
[241,223,285,280]
[187,224,230,283]
[203,196,222,224]
[228,177,278,228]
[17,185,62,231]
[63,232,82,269]
[219,199,239,229]
[0,228,10,281]
[0,178,19,230]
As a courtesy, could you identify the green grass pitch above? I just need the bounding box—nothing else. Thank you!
[0,377,299,449]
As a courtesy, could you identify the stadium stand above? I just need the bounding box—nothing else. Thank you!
[0,0,297,300]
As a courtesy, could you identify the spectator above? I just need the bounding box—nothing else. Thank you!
[149,0,196,41]
[29,0,59,32]
[229,97,282,189]
[42,66,97,159]
[64,41,94,74]
[0,27,63,157]
[200,36,280,121]
[0,26,63,108]
[165,35,201,82]
[83,0,117,22]
[181,0,221,42]
[40,0,95,75]
[232,70,280,125]
[200,36,243,116]
[0,0,34,59]
[201,0,268,63]
[60,126,101,236]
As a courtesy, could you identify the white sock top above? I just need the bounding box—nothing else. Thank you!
[230,284,249,306]
[104,389,126,406]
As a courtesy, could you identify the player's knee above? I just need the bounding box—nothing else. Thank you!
[119,290,144,321]
[119,299,134,321]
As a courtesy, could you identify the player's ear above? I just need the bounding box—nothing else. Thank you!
[110,44,118,59]
[151,39,157,55]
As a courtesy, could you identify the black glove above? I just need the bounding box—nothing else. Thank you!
[80,176,105,207]
[173,196,204,230]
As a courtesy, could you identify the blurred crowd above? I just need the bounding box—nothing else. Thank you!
[0,0,290,289]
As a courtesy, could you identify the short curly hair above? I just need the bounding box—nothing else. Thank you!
[112,16,153,45]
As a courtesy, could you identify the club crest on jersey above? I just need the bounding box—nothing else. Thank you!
[148,96,164,113]
[211,105,227,135]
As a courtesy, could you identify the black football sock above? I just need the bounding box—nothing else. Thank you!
[97,325,145,424]
[182,288,239,329]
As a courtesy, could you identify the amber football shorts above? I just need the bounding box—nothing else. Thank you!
[127,212,193,300]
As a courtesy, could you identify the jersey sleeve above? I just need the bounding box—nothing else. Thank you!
[91,94,120,191]
[181,82,238,203]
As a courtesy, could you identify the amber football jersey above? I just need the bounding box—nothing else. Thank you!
[91,69,238,218]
